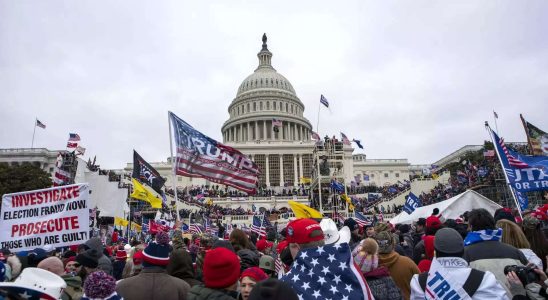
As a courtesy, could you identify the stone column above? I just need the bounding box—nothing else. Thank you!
[263,120,267,140]
[299,154,304,178]
[293,154,298,186]
[254,122,258,140]
[240,123,243,142]
[279,155,284,187]
[265,155,270,186]
[247,122,251,141]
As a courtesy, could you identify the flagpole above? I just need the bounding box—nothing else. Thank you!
[485,122,523,219]
[31,118,37,149]
[168,112,180,221]
[493,110,500,136]
[316,101,321,135]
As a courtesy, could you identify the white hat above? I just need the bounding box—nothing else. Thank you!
[320,218,351,245]
[0,267,67,300]
[124,244,131,252]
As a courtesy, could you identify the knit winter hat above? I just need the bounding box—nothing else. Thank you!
[376,231,394,254]
[143,232,171,266]
[522,215,540,229]
[203,247,241,289]
[37,256,65,276]
[240,267,269,282]
[83,271,119,299]
[248,278,299,300]
[76,249,99,268]
[374,222,391,234]
[434,228,463,254]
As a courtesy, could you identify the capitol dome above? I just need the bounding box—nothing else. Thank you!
[222,34,313,144]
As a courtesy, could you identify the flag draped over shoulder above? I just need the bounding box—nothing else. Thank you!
[133,150,166,195]
[131,178,162,208]
[521,115,548,156]
[169,112,260,194]
[280,243,374,300]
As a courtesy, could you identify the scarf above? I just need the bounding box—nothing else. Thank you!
[463,228,502,246]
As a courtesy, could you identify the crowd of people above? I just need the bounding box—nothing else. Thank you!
[1,204,547,300]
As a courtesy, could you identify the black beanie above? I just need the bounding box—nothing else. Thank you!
[76,249,99,268]
[248,278,299,300]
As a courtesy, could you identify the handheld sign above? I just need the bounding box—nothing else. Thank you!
[403,192,421,214]
[1,184,90,252]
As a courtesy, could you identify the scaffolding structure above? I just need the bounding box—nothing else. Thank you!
[309,139,349,216]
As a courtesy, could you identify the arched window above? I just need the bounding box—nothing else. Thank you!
[285,103,288,112]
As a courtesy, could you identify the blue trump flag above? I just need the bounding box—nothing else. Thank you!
[491,128,548,195]
[403,192,421,214]
[330,179,345,193]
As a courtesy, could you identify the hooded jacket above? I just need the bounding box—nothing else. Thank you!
[61,274,83,300]
[167,248,202,287]
[85,237,113,275]
[363,266,403,300]
[116,267,191,300]
[379,251,420,300]
[409,257,508,300]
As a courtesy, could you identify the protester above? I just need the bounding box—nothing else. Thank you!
[497,219,544,269]
[377,230,420,299]
[413,215,442,264]
[167,241,202,287]
[0,268,67,300]
[396,224,414,258]
[83,238,113,275]
[239,267,268,300]
[506,265,548,299]
[258,255,277,278]
[521,215,548,271]
[247,278,299,300]
[113,249,127,280]
[357,238,403,299]
[463,208,528,298]
[116,232,190,300]
[82,271,123,300]
[365,224,376,238]
[410,228,507,299]
[411,218,426,246]
[187,247,241,300]
[343,218,361,248]
[76,249,100,282]
[37,256,84,300]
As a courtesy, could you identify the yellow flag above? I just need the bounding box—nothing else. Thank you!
[288,201,323,219]
[114,217,129,227]
[341,194,355,211]
[300,177,311,184]
[432,173,439,180]
[131,178,162,208]
[131,223,142,232]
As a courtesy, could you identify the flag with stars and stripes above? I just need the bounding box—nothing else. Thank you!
[169,111,260,194]
[280,243,373,300]
[251,215,266,237]
[340,132,351,146]
[353,211,372,228]
[189,223,203,235]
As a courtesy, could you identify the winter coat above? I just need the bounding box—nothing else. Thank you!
[167,249,202,287]
[409,257,508,300]
[61,274,83,300]
[413,240,425,265]
[85,237,113,275]
[187,285,237,300]
[363,266,403,300]
[519,248,543,269]
[116,267,191,300]
[112,260,126,280]
[463,240,528,298]
[379,251,420,300]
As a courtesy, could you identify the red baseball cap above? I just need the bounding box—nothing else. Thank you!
[426,215,442,229]
[285,218,324,244]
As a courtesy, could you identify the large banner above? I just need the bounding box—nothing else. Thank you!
[1,184,90,252]
[169,111,259,194]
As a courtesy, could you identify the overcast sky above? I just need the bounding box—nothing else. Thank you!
[1,1,547,169]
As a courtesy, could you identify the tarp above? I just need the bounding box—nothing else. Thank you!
[389,190,502,224]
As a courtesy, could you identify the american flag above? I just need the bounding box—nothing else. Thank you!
[189,223,203,234]
[52,168,71,186]
[66,142,78,148]
[499,137,530,168]
[68,133,81,142]
[311,131,320,141]
[272,118,282,127]
[275,256,285,276]
[36,119,46,129]
[169,112,260,194]
[320,94,329,108]
[353,211,372,227]
[251,215,266,237]
[280,243,374,300]
[334,212,346,225]
[341,132,351,146]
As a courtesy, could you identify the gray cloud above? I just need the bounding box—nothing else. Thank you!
[1,0,547,168]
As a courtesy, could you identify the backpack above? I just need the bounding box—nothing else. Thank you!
[418,269,484,297]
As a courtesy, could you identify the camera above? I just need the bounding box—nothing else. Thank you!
[504,265,540,286]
